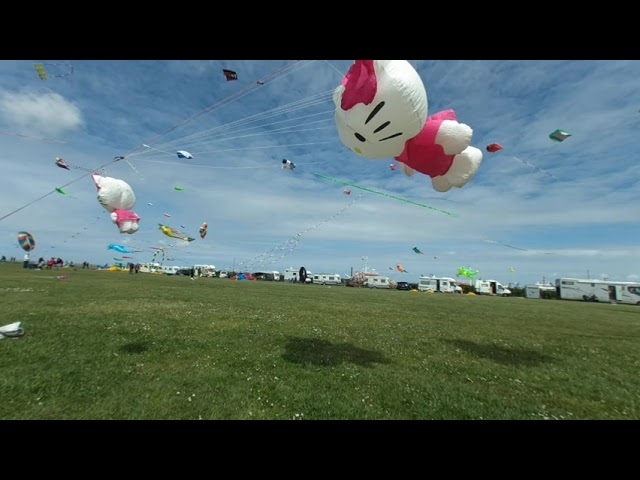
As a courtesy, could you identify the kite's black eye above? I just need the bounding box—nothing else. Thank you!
[355,133,366,142]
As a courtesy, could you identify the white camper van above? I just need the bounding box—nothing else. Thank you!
[555,278,640,304]
[158,265,181,275]
[475,279,511,296]
[284,268,312,283]
[194,265,216,277]
[419,276,463,293]
[525,283,556,299]
[139,262,160,274]
[366,276,391,289]
[311,273,341,285]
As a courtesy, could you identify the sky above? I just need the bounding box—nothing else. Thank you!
[1,59,639,286]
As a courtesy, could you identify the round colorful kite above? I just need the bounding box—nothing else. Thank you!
[17,231,36,252]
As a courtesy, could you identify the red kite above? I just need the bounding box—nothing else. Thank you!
[486,143,504,153]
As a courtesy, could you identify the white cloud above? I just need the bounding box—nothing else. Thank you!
[0,89,84,137]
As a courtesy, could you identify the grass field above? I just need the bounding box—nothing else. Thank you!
[1,263,639,420]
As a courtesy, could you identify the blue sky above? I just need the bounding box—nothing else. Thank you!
[1,59,639,286]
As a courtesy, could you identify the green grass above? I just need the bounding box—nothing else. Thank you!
[1,263,639,420]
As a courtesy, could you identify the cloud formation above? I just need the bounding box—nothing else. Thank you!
[0,89,84,137]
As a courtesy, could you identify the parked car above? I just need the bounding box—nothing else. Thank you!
[396,281,411,291]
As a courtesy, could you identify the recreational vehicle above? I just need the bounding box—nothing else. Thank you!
[311,273,341,285]
[475,279,511,296]
[139,263,160,273]
[194,265,216,277]
[158,265,181,275]
[366,276,391,289]
[419,276,463,293]
[555,278,640,305]
[525,283,556,299]
[284,268,312,283]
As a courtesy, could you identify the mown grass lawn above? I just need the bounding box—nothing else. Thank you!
[1,263,639,419]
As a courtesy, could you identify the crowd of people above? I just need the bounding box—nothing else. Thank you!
[17,253,71,269]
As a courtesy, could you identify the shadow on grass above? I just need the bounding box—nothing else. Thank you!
[119,341,149,354]
[442,339,554,367]
[283,337,390,368]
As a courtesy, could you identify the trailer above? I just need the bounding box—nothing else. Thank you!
[525,283,556,299]
[419,276,463,293]
[194,264,216,277]
[284,267,312,283]
[475,279,511,296]
[555,278,640,305]
[311,273,341,285]
[366,276,391,289]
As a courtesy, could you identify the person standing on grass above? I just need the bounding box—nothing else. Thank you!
[23,252,30,268]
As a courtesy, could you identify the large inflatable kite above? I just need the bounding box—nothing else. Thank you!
[333,60,483,192]
[92,174,140,234]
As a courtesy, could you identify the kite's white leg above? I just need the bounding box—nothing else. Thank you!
[431,146,483,192]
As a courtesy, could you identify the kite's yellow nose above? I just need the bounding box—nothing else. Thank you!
[354,147,362,155]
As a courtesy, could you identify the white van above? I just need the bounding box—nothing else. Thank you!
[475,279,511,296]
[366,276,391,289]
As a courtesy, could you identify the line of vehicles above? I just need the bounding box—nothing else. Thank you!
[138,263,217,277]
[110,261,640,306]
[282,269,512,295]
[137,264,514,296]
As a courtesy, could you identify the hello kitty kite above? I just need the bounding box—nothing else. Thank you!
[333,60,483,192]
[92,174,141,234]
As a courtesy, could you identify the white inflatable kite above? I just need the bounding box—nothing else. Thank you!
[92,174,141,234]
[333,60,483,192]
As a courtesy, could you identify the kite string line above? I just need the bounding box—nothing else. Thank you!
[312,173,458,217]
[239,194,363,270]
[145,90,333,151]
[126,60,308,155]
[0,130,66,143]
[138,120,335,158]
[123,60,313,158]
[323,60,348,78]
[166,115,335,153]
[133,157,330,169]
[126,60,315,177]
[0,156,124,223]
[134,142,333,159]
[512,156,559,180]
[136,69,331,152]
[248,194,361,269]
[135,90,334,155]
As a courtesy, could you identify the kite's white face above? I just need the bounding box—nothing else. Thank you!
[333,60,428,159]
[95,176,136,212]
